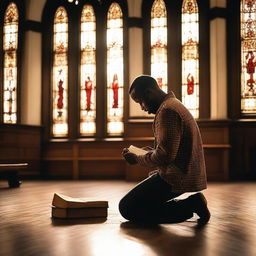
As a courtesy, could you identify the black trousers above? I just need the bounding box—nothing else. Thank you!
[119,173,194,224]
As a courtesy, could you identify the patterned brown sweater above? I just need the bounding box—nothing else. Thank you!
[137,92,207,193]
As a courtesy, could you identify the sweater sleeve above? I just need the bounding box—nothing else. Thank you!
[136,108,182,168]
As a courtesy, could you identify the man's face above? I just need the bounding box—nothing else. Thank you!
[130,89,156,114]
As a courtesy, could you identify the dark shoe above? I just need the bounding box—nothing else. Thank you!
[188,193,211,227]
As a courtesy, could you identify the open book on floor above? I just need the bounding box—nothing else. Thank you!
[52,193,108,208]
[52,206,108,219]
[51,193,108,219]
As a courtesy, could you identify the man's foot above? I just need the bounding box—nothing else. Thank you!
[188,193,211,227]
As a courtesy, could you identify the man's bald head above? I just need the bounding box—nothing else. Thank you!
[129,75,160,100]
[129,75,167,114]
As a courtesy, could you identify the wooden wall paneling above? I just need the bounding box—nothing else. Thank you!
[200,120,231,180]
[42,141,73,159]
[230,120,256,180]
[41,141,73,179]
[42,161,73,179]
[125,120,154,137]
[79,160,125,178]
[204,147,229,181]
[198,120,231,144]
[72,143,79,179]
[126,145,230,182]
[78,140,124,157]
[125,120,231,181]
[200,126,229,144]
[0,124,41,176]
[42,138,154,179]
[42,121,232,181]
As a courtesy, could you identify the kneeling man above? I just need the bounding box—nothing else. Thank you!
[119,75,210,227]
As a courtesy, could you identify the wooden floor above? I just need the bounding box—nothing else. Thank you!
[0,180,256,256]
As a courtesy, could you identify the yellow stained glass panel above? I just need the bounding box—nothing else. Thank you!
[151,0,168,93]
[80,5,96,135]
[107,3,124,135]
[182,0,199,118]
[52,7,68,136]
[3,3,18,123]
[241,0,256,113]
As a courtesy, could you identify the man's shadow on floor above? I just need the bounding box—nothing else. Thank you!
[120,221,208,256]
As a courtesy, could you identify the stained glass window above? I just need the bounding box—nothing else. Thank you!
[52,7,68,137]
[107,3,124,135]
[182,0,199,118]
[80,5,96,135]
[151,0,168,93]
[241,0,256,113]
[3,3,18,123]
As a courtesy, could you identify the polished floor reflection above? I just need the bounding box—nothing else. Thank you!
[0,180,255,256]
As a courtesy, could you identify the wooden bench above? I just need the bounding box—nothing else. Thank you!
[0,163,28,188]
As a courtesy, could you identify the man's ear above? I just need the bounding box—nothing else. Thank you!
[144,88,154,100]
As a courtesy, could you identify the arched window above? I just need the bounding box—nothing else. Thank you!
[143,0,210,118]
[42,0,128,139]
[52,7,68,137]
[181,0,199,118]
[241,0,256,114]
[151,0,168,93]
[107,2,124,135]
[3,3,19,124]
[80,5,96,136]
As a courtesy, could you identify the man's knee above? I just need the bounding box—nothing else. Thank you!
[118,196,137,221]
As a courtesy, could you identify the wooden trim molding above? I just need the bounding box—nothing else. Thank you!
[24,20,42,32]
[210,7,227,20]
[127,17,143,28]
[227,0,241,119]
[198,0,211,119]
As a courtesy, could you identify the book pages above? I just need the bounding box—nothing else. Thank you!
[52,193,108,208]
[128,145,148,156]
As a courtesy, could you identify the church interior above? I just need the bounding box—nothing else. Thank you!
[0,0,256,255]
